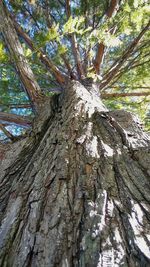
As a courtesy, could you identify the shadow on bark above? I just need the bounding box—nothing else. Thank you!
[0,81,150,267]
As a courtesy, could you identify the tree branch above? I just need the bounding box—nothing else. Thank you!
[0,124,15,141]
[100,20,150,90]
[93,0,119,74]
[93,43,105,74]
[108,86,150,90]
[106,0,119,17]
[0,2,45,112]
[9,13,66,85]
[65,0,85,79]
[41,1,76,79]
[0,101,31,109]
[0,112,32,127]
[102,91,150,99]
[106,57,150,88]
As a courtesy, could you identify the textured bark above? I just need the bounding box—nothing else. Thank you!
[0,81,150,267]
[0,2,44,112]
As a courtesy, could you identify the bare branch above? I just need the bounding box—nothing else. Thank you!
[105,57,150,88]
[93,43,105,74]
[108,86,150,90]
[0,2,45,112]
[102,91,150,99]
[0,124,15,141]
[100,20,150,90]
[106,0,119,18]
[0,101,31,109]
[9,13,66,85]
[93,0,119,74]
[61,54,77,79]
[65,0,85,79]
[41,1,76,79]
[0,112,32,127]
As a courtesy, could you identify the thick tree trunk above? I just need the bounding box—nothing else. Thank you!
[0,81,150,267]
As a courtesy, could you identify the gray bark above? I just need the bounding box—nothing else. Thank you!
[0,81,150,267]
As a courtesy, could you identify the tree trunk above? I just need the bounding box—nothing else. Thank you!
[0,81,150,267]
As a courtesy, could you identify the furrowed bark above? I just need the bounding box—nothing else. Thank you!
[93,0,119,74]
[0,81,150,267]
[0,112,32,127]
[0,2,45,112]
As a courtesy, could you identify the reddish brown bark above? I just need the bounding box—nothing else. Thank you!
[93,0,119,74]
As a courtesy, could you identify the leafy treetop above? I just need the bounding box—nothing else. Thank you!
[0,0,150,141]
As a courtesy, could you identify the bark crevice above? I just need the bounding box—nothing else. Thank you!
[0,81,150,267]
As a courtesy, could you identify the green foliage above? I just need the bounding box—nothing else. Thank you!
[0,42,8,62]
[0,0,150,140]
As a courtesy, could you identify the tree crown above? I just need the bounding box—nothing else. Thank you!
[0,0,150,141]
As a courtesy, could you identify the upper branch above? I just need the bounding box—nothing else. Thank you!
[99,20,150,90]
[65,0,85,79]
[0,124,15,141]
[0,2,44,112]
[9,12,66,84]
[102,91,150,99]
[0,112,32,127]
[93,0,119,74]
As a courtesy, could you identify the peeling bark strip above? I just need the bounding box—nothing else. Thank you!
[0,2,44,112]
[0,82,150,267]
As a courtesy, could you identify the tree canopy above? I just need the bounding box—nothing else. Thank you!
[0,0,150,141]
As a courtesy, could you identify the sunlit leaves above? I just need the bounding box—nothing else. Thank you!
[0,42,8,63]
[1,0,150,136]
[124,3,131,12]
[46,24,60,42]
[63,16,91,35]
[57,44,67,55]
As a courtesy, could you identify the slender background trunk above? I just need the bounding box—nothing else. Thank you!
[0,81,150,267]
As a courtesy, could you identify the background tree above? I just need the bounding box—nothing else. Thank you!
[0,0,150,266]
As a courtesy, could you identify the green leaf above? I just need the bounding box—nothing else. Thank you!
[63,16,85,35]
[0,42,8,62]
[57,45,67,55]
[124,3,131,12]
[47,24,60,42]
